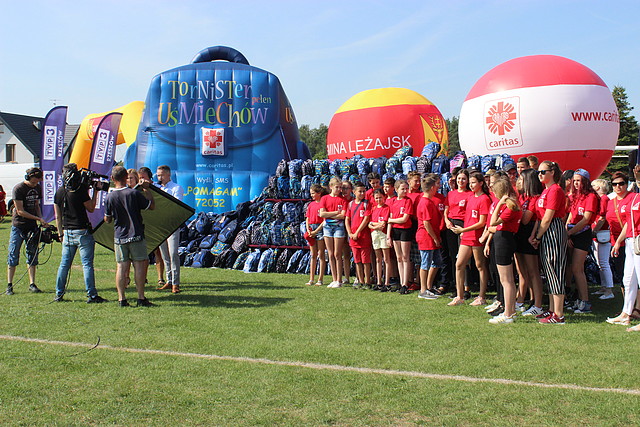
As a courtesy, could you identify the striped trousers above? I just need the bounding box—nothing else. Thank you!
[539,217,567,295]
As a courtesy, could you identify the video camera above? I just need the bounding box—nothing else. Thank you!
[64,168,110,192]
[30,224,60,245]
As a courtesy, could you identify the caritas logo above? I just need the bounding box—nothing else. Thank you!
[483,97,523,150]
[201,128,225,156]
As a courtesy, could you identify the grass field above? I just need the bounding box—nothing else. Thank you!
[0,221,639,426]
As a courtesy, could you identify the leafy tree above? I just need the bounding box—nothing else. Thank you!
[299,123,328,159]
[613,85,639,146]
[445,116,460,154]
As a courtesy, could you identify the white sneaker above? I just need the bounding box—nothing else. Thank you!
[489,313,515,324]
[515,303,525,313]
[522,306,544,317]
[418,290,438,300]
[485,300,500,311]
[599,292,614,300]
[328,281,342,288]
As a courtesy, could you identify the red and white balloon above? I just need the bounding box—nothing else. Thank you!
[459,55,619,177]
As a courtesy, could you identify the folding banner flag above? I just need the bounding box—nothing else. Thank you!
[40,106,67,223]
[87,112,122,228]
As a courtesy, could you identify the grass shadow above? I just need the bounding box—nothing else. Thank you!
[150,292,293,308]
[179,281,291,292]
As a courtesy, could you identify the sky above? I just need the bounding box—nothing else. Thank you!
[1,0,639,127]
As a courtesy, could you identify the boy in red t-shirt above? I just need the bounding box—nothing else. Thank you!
[416,175,442,299]
[345,182,372,288]
[369,188,392,290]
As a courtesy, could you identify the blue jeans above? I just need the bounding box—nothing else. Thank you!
[7,226,39,267]
[55,229,97,298]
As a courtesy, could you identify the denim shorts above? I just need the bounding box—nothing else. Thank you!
[419,248,442,270]
[309,223,324,240]
[323,221,346,239]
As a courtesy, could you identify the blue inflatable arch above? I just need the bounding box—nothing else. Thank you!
[125,46,309,213]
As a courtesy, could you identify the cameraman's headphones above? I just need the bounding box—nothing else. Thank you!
[25,167,43,181]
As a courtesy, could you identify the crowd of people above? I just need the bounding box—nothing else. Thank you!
[6,155,640,330]
[305,154,640,328]
[5,164,184,308]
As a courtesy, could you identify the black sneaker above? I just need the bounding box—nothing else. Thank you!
[137,298,155,307]
[87,295,107,304]
[119,299,130,307]
[398,285,409,294]
[29,283,42,293]
[380,285,390,292]
[53,295,65,302]
[6,284,14,295]
[489,306,505,316]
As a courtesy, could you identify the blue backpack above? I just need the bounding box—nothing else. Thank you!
[340,159,356,176]
[257,248,275,273]
[282,202,301,223]
[386,157,401,175]
[401,157,418,175]
[357,158,371,175]
[314,159,329,175]
[421,141,440,161]
[297,251,311,274]
[199,234,218,249]
[277,176,290,199]
[329,159,342,177]
[243,249,262,273]
[218,219,239,243]
[440,172,452,196]
[194,212,213,235]
[289,176,302,199]
[287,250,305,273]
[191,249,214,268]
[431,154,450,174]
[480,154,496,173]
[394,146,413,158]
[270,222,284,246]
[369,157,387,175]
[288,159,303,178]
[301,175,313,199]
[233,250,251,270]
[210,241,230,256]
[467,155,482,171]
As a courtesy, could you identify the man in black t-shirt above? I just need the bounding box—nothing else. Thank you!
[6,167,46,295]
[53,163,106,303]
[105,166,155,307]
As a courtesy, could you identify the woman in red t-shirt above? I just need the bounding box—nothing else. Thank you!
[306,184,327,286]
[610,169,640,329]
[486,178,522,323]
[450,171,491,306]
[443,169,471,295]
[515,169,545,316]
[591,178,614,299]
[530,161,568,324]
[566,169,599,313]
[387,179,414,294]
[606,172,633,302]
[319,177,347,288]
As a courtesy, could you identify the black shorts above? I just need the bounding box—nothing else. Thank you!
[392,227,415,242]
[570,228,592,252]
[515,222,538,255]
[493,230,516,266]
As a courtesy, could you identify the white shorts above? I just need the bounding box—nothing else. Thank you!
[371,230,389,250]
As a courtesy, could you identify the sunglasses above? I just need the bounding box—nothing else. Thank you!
[612,181,626,187]
[538,170,552,175]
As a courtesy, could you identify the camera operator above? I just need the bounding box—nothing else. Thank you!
[155,165,184,294]
[53,163,107,303]
[6,167,46,295]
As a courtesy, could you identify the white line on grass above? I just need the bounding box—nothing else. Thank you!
[2,334,639,396]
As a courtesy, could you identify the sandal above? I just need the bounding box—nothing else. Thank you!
[470,297,486,306]
[448,297,465,306]
[305,281,313,286]
[626,324,640,332]
[315,281,323,286]
[606,316,631,326]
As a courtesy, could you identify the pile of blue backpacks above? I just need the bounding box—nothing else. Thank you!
[178,143,518,273]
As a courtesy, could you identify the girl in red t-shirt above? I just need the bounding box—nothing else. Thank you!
[514,169,545,316]
[530,161,568,324]
[369,189,392,290]
[319,177,347,288]
[566,169,600,313]
[443,169,471,295]
[591,178,613,298]
[387,179,414,293]
[306,184,327,286]
[486,178,522,323]
[345,182,372,288]
[450,171,491,306]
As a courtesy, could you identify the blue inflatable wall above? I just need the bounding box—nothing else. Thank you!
[125,46,309,213]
